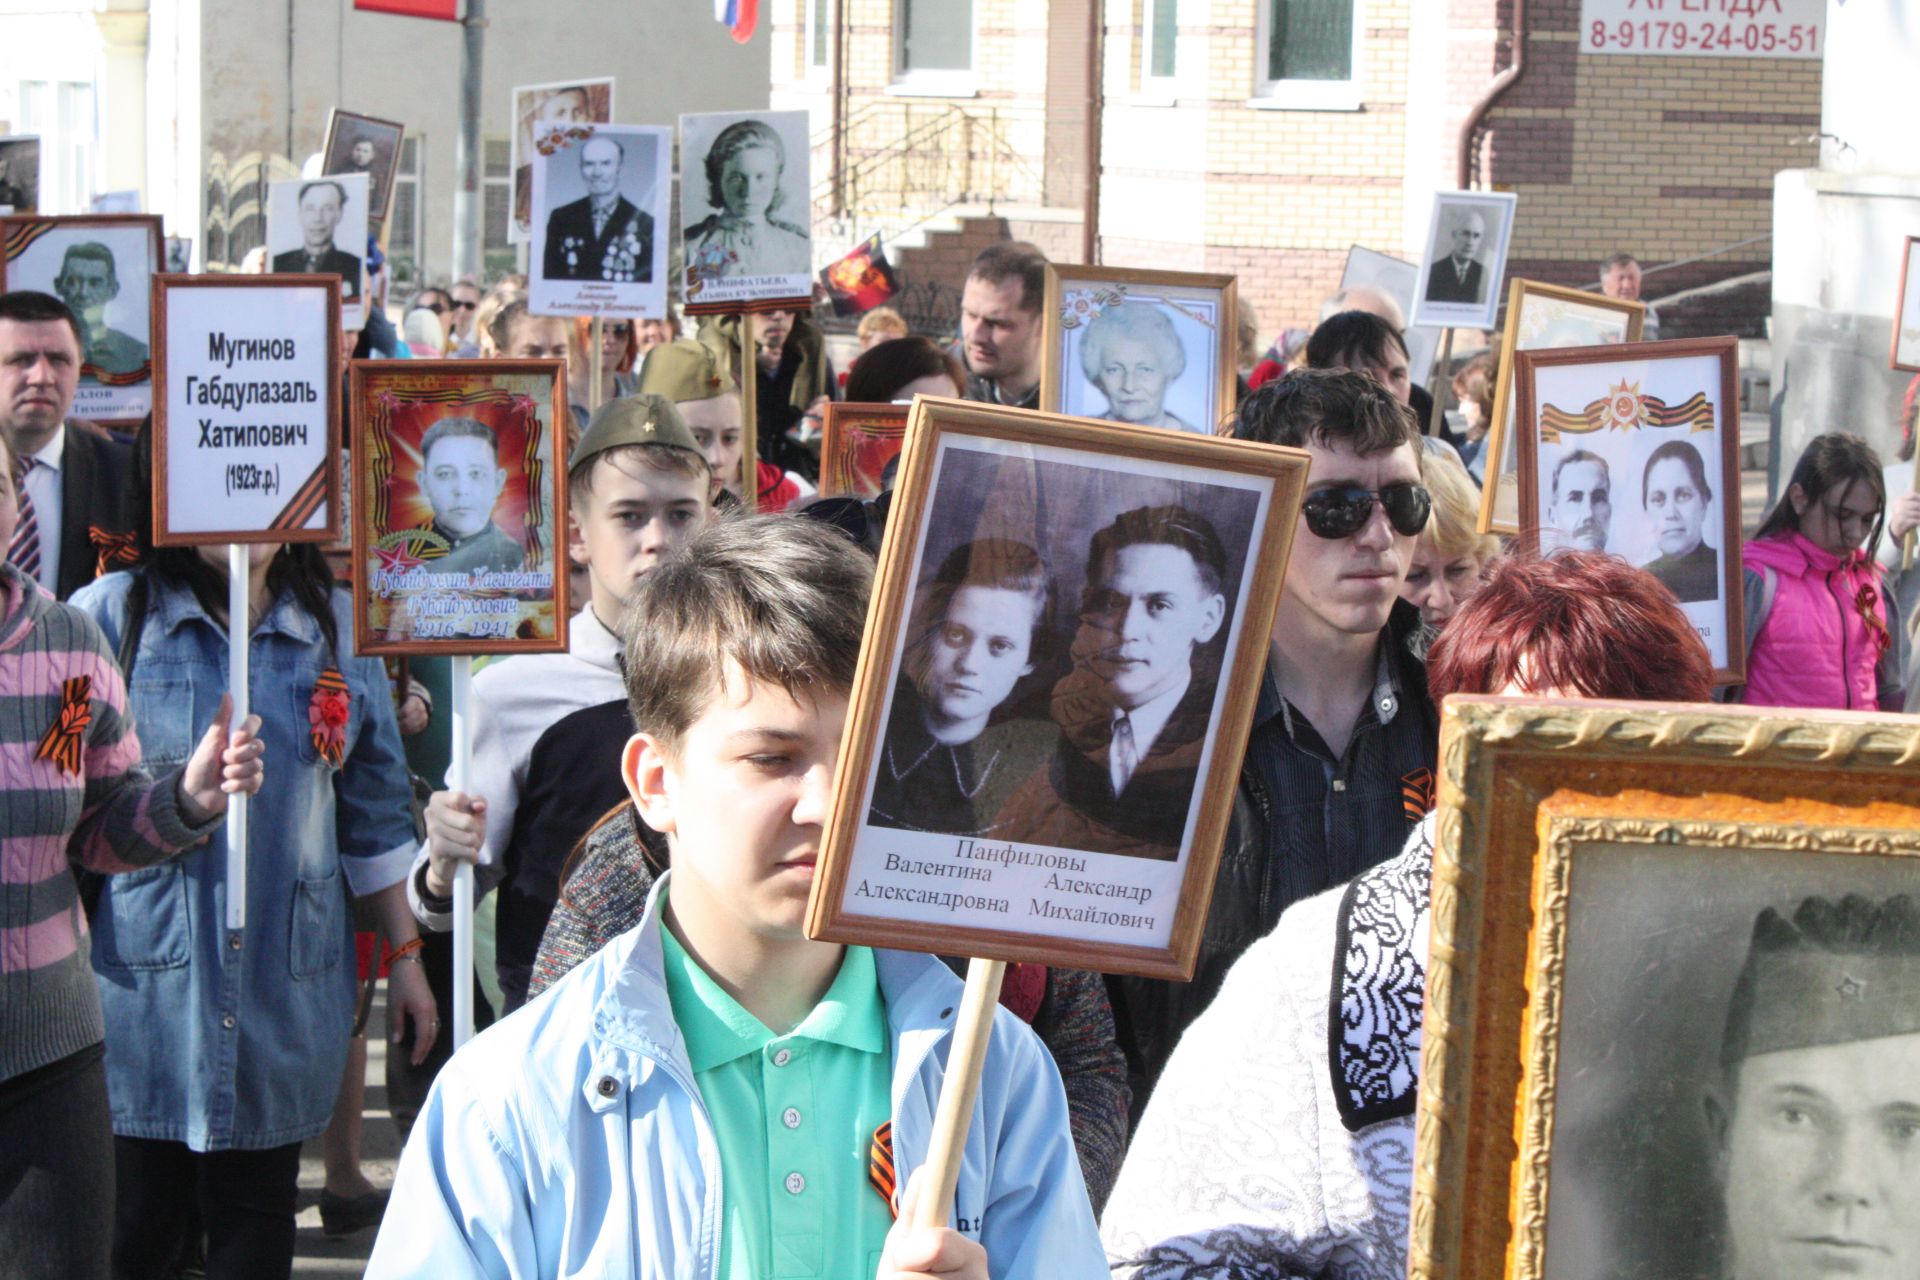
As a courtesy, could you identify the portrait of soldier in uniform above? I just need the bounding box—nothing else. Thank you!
[417,417,526,575]
[542,134,652,284]
[53,241,148,375]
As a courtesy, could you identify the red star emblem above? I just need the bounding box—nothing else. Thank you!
[375,542,425,573]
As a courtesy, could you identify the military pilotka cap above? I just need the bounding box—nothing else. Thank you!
[636,338,737,403]
[569,393,704,479]
[1719,893,1920,1066]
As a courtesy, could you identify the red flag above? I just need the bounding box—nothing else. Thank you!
[819,235,900,317]
[354,0,459,19]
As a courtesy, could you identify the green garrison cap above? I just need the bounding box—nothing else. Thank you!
[569,393,703,478]
[637,337,737,403]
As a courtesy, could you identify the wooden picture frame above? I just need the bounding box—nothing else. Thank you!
[1889,235,1920,373]
[1514,336,1746,684]
[1409,190,1519,332]
[348,359,571,657]
[1040,264,1239,434]
[819,402,909,498]
[1,213,164,430]
[321,109,406,228]
[151,274,341,546]
[1409,695,1920,1280]
[1479,279,1645,534]
[807,396,1306,980]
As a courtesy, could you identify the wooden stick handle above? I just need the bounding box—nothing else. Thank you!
[911,957,1006,1231]
[739,314,759,510]
[588,316,605,415]
[1426,328,1455,438]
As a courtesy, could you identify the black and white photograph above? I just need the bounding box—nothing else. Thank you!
[529,124,670,319]
[0,213,161,426]
[679,109,813,309]
[266,173,369,329]
[322,110,405,226]
[510,77,615,243]
[1515,337,1744,681]
[1540,840,1920,1280]
[810,400,1307,980]
[1410,190,1519,330]
[1041,266,1237,434]
[0,136,40,213]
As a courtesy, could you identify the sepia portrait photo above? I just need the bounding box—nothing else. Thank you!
[1,212,162,425]
[1042,266,1237,434]
[529,124,670,320]
[509,77,614,243]
[350,360,570,656]
[1410,190,1518,331]
[1515,337,1744,681]
[322,110,405,226]
[678,109,813,308]
[810,400,1306,979]
[266,173,370,328]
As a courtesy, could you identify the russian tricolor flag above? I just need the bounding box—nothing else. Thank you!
[715,0,759,42]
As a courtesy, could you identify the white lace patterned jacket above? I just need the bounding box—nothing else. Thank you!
[1101,816,1436,1280]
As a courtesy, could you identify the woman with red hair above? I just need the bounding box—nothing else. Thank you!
[1102,553,1711,1280]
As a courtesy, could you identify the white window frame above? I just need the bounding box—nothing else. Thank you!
[803,0,832,82]
[481,138,512,252]
[1142,0,1181,97]
[1251,0,1364,112]
[888,0,978,98]
[390,134,425,262]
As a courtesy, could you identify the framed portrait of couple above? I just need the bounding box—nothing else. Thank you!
[1409,696,1920,1280]
[0,212,161,428]
[1481,279,1646,534]
[348,360,571,657]
[808,397,1307,980]
[1514,336,1745,684]
[1040,265,1238,435]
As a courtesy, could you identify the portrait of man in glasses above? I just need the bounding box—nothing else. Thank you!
[1003,504,1231,862]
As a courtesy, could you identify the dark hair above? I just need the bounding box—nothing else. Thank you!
[844,336,965,404]
[1641,439,1712,507]
[1755,431,1886,556]
[419,417,498,464]
[1305,310,1408,375]
[56,243,118,289]
[904,538,1054,695]
[1550,449,1610,504]
[297,179,348,207]
[965,241,1049,315]
[1232,367,1420,456]
[1427,551,1713,704]
[1601,252,1640,275]
[1088,505,1228,599]
[702,119,785,213]
[0,290,84,346]
[129,418,341,660]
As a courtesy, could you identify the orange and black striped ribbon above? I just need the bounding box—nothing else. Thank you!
[1401,767,1437,822]
[89,525,141,576]
[36,676,92,777]
[309,667,351,766]
[868,1121,897,1218]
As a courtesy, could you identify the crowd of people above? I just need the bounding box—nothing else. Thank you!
[0,224,1915,1280]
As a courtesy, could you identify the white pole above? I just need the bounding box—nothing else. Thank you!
[449,654,475,1048]
[225,544,249,932]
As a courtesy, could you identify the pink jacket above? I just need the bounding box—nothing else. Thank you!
[1742,532,1891,710]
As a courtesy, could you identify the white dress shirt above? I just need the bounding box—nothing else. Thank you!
[1109,666,1191,794]
[21,425,66,593]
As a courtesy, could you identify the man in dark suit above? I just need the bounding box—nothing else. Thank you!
[271,180,362,301]
[0,291,138,599]
[1424,212,1486,304]
[542,135,652,284]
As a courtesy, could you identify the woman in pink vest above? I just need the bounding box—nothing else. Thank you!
[1738,432,1906,710]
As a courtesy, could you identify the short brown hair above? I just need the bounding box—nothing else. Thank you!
[966,241,1048,314]
[568,443,711,511]
[622,515,872,755]
[1232,367,1419,456]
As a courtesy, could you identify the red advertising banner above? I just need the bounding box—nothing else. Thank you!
[353,0,459,20]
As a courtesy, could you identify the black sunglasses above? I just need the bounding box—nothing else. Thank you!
[419,301,446,314]
[450,299,477,311]
[1301,483,1431,539]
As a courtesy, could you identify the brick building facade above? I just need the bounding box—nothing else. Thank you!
[772,0,1817,348]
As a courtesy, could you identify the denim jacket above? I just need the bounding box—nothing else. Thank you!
[70,570,417,1151]
[366,873,1108,1279]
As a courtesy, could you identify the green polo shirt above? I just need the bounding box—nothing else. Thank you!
[659,918,895,1279]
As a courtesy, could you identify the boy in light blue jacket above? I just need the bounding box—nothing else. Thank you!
[368,515,1106,1279]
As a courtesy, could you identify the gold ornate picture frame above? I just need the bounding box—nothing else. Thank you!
[1040,264,1238,435]
[1410,695,1920,1280]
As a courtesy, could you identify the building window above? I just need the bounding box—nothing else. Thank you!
[482,139,511,252]
[894,0,973,92]
[1256,0,1363,109]
[1146,0,1179,84]
[17,80,95,213]
[805,0,831,76]
[388,136,424,283]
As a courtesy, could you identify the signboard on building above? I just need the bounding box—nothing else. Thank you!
[1579,0,1824,58]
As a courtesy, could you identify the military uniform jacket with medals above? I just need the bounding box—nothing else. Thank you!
[543,195,653,283]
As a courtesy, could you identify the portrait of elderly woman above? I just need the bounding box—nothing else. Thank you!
[685,116,810,282]
[1640,438,1718,603]
[867,538,1058,838]
[1078,303,1199,432]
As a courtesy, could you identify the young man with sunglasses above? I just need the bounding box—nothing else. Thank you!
[1103,368,1438,1120]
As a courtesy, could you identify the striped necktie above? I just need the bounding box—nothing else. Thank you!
[8,454,41,582]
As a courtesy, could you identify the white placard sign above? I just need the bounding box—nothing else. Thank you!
[154,278,340,545]
[1579,0,1824,57]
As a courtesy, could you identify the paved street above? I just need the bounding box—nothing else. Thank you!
[293,995,400,1277]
